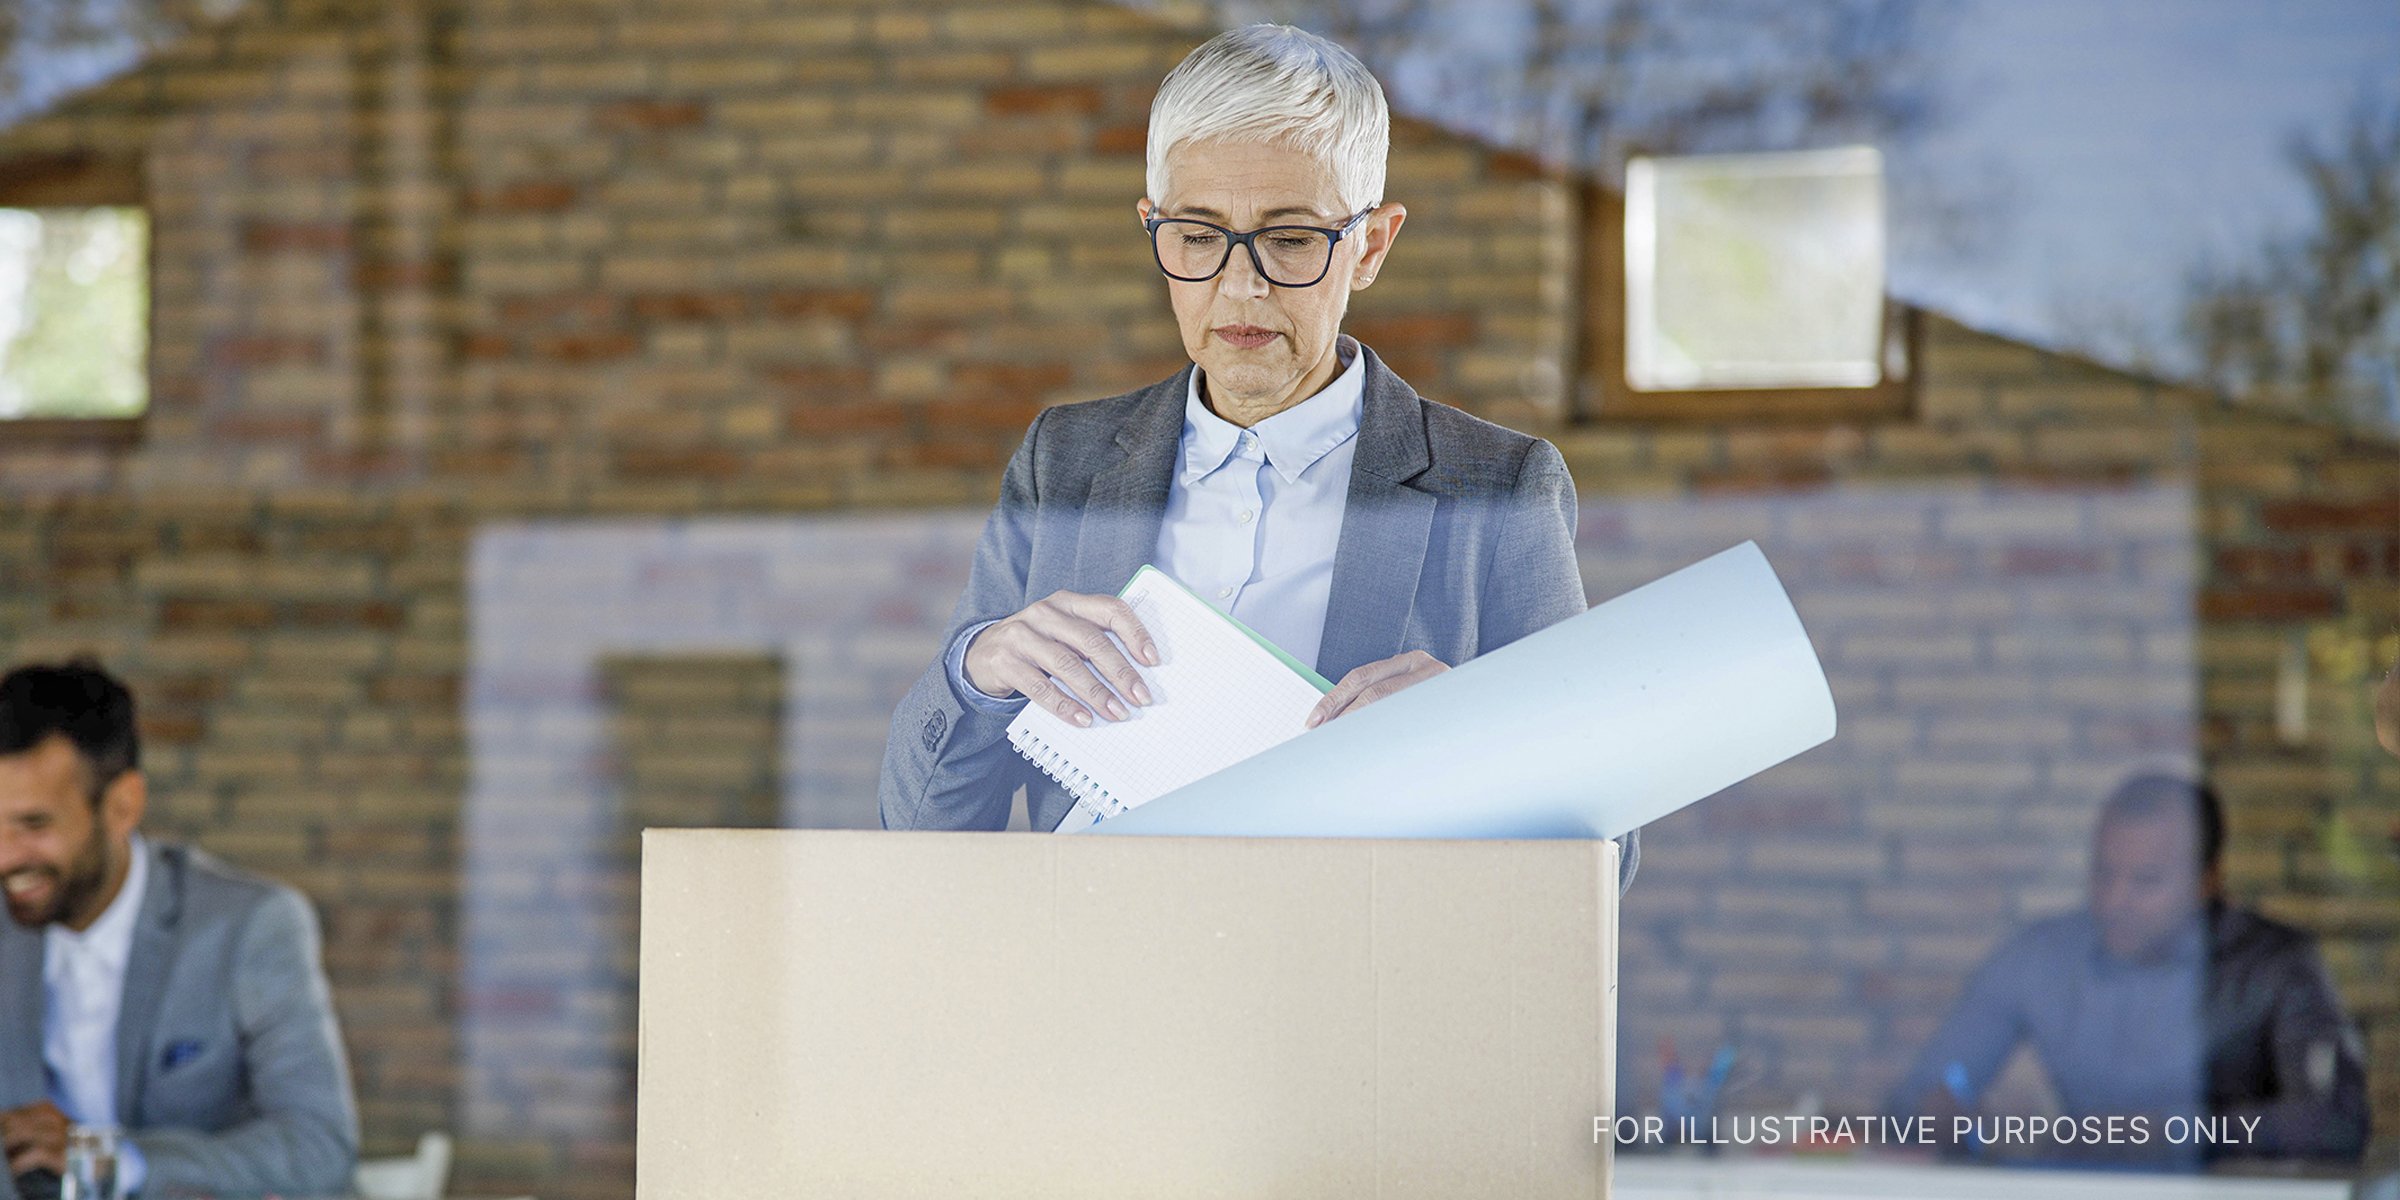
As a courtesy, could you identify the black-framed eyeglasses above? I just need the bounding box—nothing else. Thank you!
[1143,207,1375,288]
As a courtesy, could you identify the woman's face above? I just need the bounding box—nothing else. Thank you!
[1140,138,1404,426]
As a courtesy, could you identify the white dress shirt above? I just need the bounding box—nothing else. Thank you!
[947,337,1366,715]
[45,831,148,1128]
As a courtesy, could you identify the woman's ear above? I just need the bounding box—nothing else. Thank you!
[1353,201,1407,290]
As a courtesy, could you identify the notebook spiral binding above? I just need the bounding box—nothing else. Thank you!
[1009,725,1127,818]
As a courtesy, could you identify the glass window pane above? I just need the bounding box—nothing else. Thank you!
[1626,148,1884,391]
[0,205,150,419]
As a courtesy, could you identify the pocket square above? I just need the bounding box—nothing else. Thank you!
[161,1039,206,1071]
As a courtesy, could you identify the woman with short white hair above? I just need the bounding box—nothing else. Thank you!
[879,24,1638,891]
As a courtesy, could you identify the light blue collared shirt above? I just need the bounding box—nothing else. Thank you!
[1154,336,1362,674]
[947,337,1365,713]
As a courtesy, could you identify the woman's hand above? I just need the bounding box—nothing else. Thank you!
[1307,650,1448,728]
[965,592,1159,727]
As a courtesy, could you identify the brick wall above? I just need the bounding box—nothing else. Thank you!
[0,0,2393,1195]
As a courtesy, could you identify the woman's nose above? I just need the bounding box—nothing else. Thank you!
[1218,244,1272,296]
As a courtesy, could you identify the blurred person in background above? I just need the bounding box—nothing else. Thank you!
[1888,772,2367,1166]
[0,660,357,1199]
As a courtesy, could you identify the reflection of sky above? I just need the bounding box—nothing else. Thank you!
[1900,0,2400,376]
[7,0,2393,392]
[0,0,152,130]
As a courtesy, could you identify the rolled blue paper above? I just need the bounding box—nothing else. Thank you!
[1081,541,1835,840]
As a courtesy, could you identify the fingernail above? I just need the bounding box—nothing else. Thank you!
[1105,701,1125,721]
[1143,643,1160,665]
[1306,711,1321,728]
[1133,682,1153,705]
[1073,709,1092,727]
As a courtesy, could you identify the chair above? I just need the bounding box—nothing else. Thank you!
[352,1131,452,1200]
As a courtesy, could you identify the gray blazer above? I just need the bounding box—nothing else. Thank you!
[878,343,1638,888]
[1,841,360,1199]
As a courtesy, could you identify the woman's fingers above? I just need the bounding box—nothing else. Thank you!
[1308,651,1448,727]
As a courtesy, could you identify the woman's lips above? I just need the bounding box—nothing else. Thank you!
[1214,325,1279,350]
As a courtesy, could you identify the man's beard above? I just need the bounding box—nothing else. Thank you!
[2,823,113,928]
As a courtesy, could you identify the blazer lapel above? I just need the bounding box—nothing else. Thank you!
[1071,368,1187,595]
[1318,346,1436,681]
[0,919,43,1107]
[114,841,182,1126]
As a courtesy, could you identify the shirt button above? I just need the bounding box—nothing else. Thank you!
[1217,586,1234,599]
[1237,509,1254,524]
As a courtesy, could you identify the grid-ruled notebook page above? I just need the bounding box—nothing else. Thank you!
[1006,568,1325,814]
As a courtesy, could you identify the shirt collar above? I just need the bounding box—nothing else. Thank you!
[1180,334,1366,487]
[46,832,149,970]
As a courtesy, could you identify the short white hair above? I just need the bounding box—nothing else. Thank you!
[1146,24,1390,216]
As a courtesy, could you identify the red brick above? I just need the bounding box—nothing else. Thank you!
[209,414,327,442]
[466,181,579,213]
[924,395,1049,435]
[949,362,1070,402]
[302,451,422,483]
[1091,122,1146,155]
[2259,496,2399,535]
[763,288,875,320]
[765,365,873,398]
[209,335,326,368]
[858,319,969,354]
[2199,586,2344,621]
[593,98,708,132]
[2214,545,2314,583]
[613,448,745,480]
[148,676,229,705]
[351,259,454,289]
[629,291,749,321]
[1488,147,1549,181]
[140,714,206,745]
[1692,465,1833,493]
[1346,313,1478,349]
[787,403,907,437]
[367,674,458,705]
[159,598,275,631]
[528,333,638,363]
[900,438,1010,469]
[242,222,350,253]
[2339,536,2400,579]
[499,292,620,326]
[985,84,1102,116]
[287,600,408,631]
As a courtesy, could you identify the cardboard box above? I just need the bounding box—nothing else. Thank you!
[638,830,1619,1198]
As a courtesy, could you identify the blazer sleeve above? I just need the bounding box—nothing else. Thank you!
[130,888,360,1197]
[878,411,1048,830]
[1474,436,1640,893]
[1476,438,1586,651]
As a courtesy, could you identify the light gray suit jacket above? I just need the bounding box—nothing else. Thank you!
[878,343,1638,889]
[1,841,360,1199]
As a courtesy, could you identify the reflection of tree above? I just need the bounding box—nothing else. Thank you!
[1196,0,1953,177]
[0,0,209,130]
[2184,91,2400,428]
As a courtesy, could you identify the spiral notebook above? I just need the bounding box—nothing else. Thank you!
[1006,565,1333,823]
